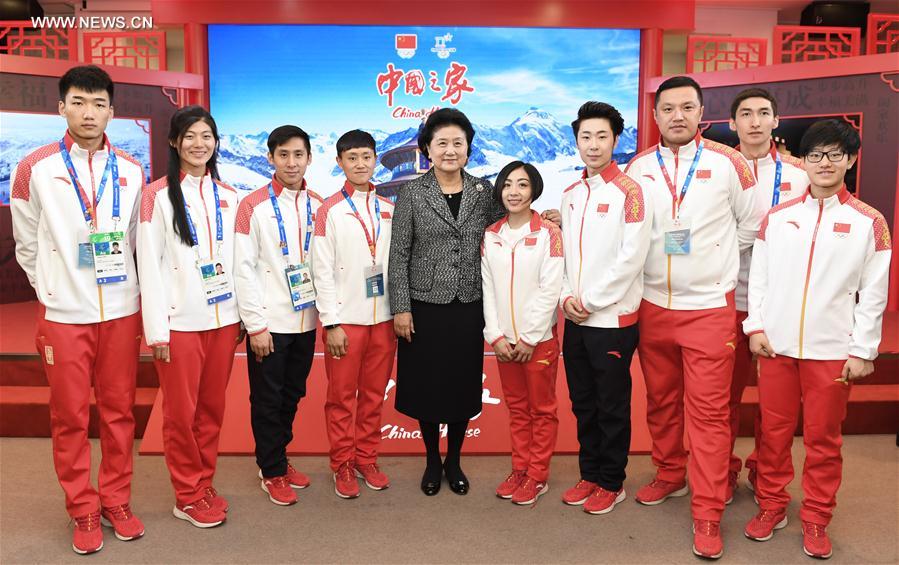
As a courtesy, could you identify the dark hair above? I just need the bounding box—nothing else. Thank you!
[336,129,376,157]
[417,108,476,159]
[798,119,861,157]
[655,76,703,107]
[267,125,311,155]
[730,87,778,119]
[58,65,114,103]
[571,101,625,137]
[493,161,544,205]
[166,106,221,247]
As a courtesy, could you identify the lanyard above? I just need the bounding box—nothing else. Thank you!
[268,183,312,262]
[59,139,119,231]
[341,185,380,262]
[184,177,224,256]
[657,141,704,217]
[771,151,783,207]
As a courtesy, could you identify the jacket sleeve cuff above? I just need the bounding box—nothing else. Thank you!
[518,337,537,348]
[248,327,268,337]
[848,349,877,362]
[745,329,764,337]
[561,295,575,309]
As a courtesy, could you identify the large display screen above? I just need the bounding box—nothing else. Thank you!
[208,25,640,210]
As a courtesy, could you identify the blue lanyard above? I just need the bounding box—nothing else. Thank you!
[656,141,704,216]
[59,139,119,229]
[268,183,312,261]
[341,186,380,261]
[184,177,224,253]
[771,151,783,207]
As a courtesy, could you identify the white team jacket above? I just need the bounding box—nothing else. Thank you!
[312,182,394,327]
[11,132,145,324]
[625,135,762,310]
[744,186,892,360]
[137,172,241,345]
[559,162,652,328]
[234,177,324,336]
[482,211,564,347]
[735,143,809,311]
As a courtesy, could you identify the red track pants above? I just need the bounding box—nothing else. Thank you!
[36,311,142,518]
[155,324,239,506]
[729,310,760,475]
[323,322,396,472]
[496,337,560,482]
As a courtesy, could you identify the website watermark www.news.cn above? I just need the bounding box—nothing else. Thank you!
[30,16,154,30]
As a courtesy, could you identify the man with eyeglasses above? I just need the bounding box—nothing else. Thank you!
[742,119,891,559]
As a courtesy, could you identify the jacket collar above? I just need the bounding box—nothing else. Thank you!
[583,161,621,185]
[735,140,777,164]
[271,175,306,197]
[341,179,376,198]
[422,168,485,229]
[63,130,110,156]
[802,183,851,205]
[657,130,702,158]
[488,210,541,236]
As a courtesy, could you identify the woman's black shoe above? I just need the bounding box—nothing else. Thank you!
[421,465,442,496]
[444,464,469,495]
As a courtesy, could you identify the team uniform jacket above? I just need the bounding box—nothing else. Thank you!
[482,211,564,347]
[625,134,762,310]
[744,186,892,361]
[138,172,241,346]
[11,132,145,323]
[312,182,394,327]
[559,162,652,328]
[234,177,324,335]
[735,143,809,311]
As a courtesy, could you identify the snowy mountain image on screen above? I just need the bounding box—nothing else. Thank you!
[216,108,637,211]
[0,112,152,205]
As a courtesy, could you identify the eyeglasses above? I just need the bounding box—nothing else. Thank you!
[805,150,846,163]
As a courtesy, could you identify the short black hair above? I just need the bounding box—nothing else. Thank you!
[59,65,114,103]
[418,108,476,159]
[798,119,861,157]
[571,101,625,137]
[267,125,311,154]
[655,75,703,107]
[493,161,544,205]
[336,129,376,157]
[730,87,778,119]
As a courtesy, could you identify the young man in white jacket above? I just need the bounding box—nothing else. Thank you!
[624,76,763,560]
[558,102,652,515]
[312,130,396,499]
[482,161,564,506]
[234,125,325,506]
[726,88,810,499]
[742,120,891,559]
[11,65,146,554]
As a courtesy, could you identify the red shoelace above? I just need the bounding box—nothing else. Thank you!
[74,511,101,531]
[337,462,355,482]
[756,509,781,523]
[268,476,291,489]
[804,522,827,538]
[695,520,720,537]
[104,504,133,521]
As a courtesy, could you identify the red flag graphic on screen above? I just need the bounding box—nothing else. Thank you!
[396,34,417,58]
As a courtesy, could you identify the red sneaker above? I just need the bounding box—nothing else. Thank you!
[261,475,298,506]
[562,479,598,505]
[203,486,229,513]
[333,462,360,499]
[173,497,225,528]
[746,465,757,493]
[355,463,390,490]
[635,477,689,505]
[744,508,788,541]
[72,511,103,555]
[495,470,526,499]
[100,504,145,541]
[286,461,311,489]
[692,519,724,559]
[726,471,738,505]
[583,487,626,515]
[511,476,548,505]
[802,521,833,559]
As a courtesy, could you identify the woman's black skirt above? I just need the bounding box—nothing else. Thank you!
[394,299,484,423]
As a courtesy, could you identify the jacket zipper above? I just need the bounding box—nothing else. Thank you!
[666,150,680,309]
[198,177,221,327]
[797,199,824,359]
[88,151,105,321]
[576,183,591,296]
[294,190,305,331]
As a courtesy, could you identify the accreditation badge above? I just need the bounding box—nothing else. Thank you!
[89,231,127,284]
[364,263,385,298]
[197,258,234,304]
[664,217,692,255]
[285,262,316,311]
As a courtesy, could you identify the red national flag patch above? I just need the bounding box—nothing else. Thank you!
[695,169,712,179]
[219,200,229,208]
[524,237,537,246]
[381,211,392,219]
[780,182,790,192]
[833,222,851,233]
[597,203,609,213]
[119,177,127,186]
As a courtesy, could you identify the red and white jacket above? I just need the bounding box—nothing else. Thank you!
[137,172,241,346]
[482,211,564,347]
[559,162,652,328]
[11,132,145,324]
[625,134,762,310]
[234,177,324,336]
[735,142,809,312]
[312,182,394,327]
[744,186,892,361]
